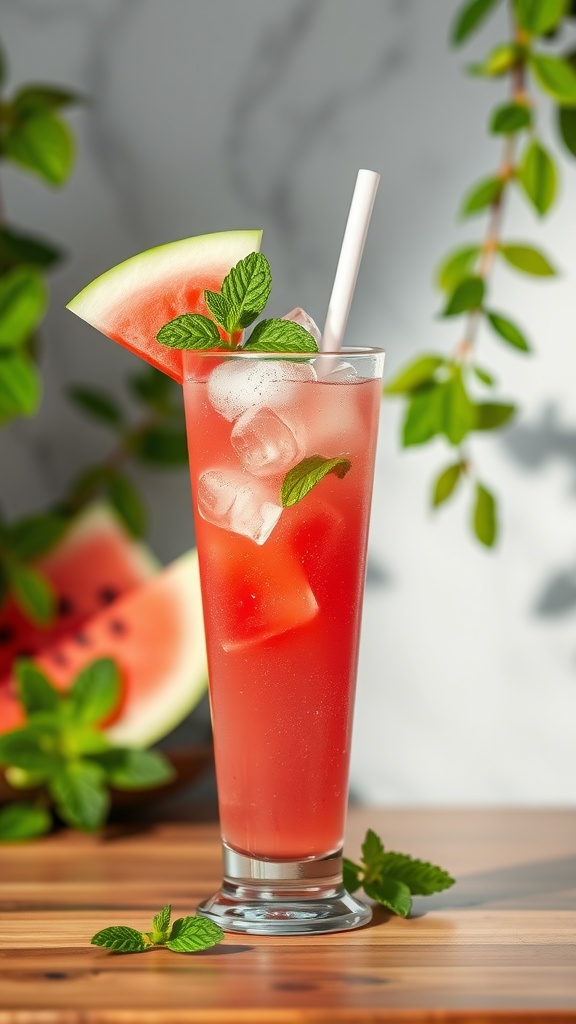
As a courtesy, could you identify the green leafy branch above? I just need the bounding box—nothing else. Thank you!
[0,657,174,841]
[91,904,224,954]
[385,0,576,546]
[0,36,81,426]
[344,828,455,918]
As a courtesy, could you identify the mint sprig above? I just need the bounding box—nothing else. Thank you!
[91,904,224,954]
[281,455,352,508]
[155,251,319,355]
[0,658,175,839]
[344,828,455,918]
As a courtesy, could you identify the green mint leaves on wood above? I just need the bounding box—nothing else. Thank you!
[91,905,224,954]
[0,658,174,840]
[156,252,319,355]
[386,0,576,547]
[344,828,455,918]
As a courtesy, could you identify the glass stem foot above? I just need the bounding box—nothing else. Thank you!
[196,843,372,935]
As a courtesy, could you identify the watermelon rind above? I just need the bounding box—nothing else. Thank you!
[54,502,160,581]
[104,549,207,748]
[66,230,262,382]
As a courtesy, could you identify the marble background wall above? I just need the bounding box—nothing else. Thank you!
[1,0,575,804]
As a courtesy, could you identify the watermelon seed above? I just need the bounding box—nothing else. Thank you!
[0,626,15,645]
[99,587,119,605]
[15,648,34,658]
[58,595,74,617]
[109,619,126,636]
[74,632,90,647]
[51,651,69,667]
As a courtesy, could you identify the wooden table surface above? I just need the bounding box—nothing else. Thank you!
[0,806,575,1023]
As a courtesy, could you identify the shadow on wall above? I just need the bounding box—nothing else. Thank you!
[503,403,576,623]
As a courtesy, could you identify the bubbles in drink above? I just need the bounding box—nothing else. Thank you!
[281,307,322,346]
[198,470,282,545]
[231,406,303,477]
[207,360,317,421]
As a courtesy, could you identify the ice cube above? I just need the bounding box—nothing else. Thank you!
[208,360,317,421]
[231,406,303,477]
[318,360,358,383]
[197,469,282,545]
[281,307,322,346]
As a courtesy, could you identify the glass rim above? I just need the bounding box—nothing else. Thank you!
[183,345,385,359]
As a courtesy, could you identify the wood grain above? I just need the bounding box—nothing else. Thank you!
[0,808,575,1023]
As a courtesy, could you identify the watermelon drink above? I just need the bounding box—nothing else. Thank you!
[184,347,384,934]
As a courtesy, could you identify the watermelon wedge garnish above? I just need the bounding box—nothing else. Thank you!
[66,230,262,381]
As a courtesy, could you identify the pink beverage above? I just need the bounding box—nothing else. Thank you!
[184,351,383,877]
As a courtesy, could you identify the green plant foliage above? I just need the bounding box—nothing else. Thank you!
[385,0,575,545]
[519,140,558,215]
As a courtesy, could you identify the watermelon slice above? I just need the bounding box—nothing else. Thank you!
[66,230,262,382]
[34,550,207,748]
[0,504,157,734]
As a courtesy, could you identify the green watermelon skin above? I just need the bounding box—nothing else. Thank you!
[0,505,157,734]
[66,230,262,382]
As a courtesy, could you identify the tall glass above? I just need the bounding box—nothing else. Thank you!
[183,347,384,934]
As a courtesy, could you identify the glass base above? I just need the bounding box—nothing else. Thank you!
[196,843,372,935]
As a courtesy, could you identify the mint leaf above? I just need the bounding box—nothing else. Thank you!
[156,313,222,350]
[0,725,59,775]
[0,801,52,841]
[443,373,476,445]
[0,225,62,273]
[49,761,109,831]
[13,85,83,114]
[68,658,121,726]
[245,318,318,353]
[281,456,351,508]
[68,386,124,428]
[204,290,235,333]
[153,905,172,937]
[166,915,224,953]
[469,43,519,77]
[95,748,175,790]
[15,661,61,716]
[380,852,456,896]
[473,366,496,386]
[364,877,412,918]
[559,106,576,159]
[343,858,362,894]
[91,926,147,953]
[221,252,271,331]
[8,562,55,626]
[486,310,531,352]
[384,355,445,395]
[432,463,462,507]
[516,0,569,37]
[361,828,385,869]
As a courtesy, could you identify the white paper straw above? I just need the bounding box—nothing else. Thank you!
[321,169,380,352]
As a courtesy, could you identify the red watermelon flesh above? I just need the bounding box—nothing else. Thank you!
[0,505,158,734]
[66,230,262,382]
[36,550,206,748]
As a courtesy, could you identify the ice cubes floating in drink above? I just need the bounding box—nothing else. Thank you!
[198,470,282,545]
[197,309,357,545]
